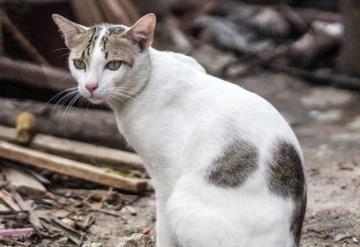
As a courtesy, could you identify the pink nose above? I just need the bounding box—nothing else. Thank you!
[85,83,98,93]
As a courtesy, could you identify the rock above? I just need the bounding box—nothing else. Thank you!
[347,116,360,129]
[228,5,290,37]
[2,167,46,194]
[0,203,10,213]
[117,233,155,247]
[334,233,352,242]
[192,44,236,76]
[301,87,355,109]
[308,109,343,123]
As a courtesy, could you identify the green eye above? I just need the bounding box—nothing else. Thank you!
[73,59,86,70]
[106,60,122,70]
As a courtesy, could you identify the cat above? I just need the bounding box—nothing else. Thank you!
[53,13,307,247]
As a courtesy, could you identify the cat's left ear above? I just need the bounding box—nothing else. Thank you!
[125,14,156,52]
[52,14,87,48]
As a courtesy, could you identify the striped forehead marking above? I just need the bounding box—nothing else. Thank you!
[100,26,127,59]
[80,26,102,60]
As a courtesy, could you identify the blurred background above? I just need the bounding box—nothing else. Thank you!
[0,0,359,246]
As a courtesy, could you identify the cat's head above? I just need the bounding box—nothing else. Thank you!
[52,14,156,104]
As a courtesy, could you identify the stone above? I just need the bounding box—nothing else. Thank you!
[301,87,355,109]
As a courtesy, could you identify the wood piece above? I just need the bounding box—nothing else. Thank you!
[1,10,48,65]
[0,57,74,92]
[0,8,4,55]
[0,228,34,237]
[99,0,132,25]
[0,0,67,3]
[163,17,192,53]
[70,0,101,26]
[16,112,37,145]
[119,0,140,23]
[0,98,128,150]
[339,0,360,76]
[294,7,341,24]
[290,21,342,68]
[193,16,271,54]
[0,141,148,192]
[2,167,47,194]
[269,65,360,91]
[280,4,308,34]
[0,189,21,211]
[0,125,143,171]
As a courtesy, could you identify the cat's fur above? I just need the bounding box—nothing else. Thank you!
[53,13,307,247]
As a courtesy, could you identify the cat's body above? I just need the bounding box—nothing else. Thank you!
[53,14,307,247]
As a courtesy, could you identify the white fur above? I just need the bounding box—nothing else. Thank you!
[68,26,305,247]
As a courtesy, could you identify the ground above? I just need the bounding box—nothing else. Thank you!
[87,71,360,247]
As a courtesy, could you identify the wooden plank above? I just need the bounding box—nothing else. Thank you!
[0,57,74,92]
[0,125,143,171]
[0,98,127,149]
[0,141,148,193]
[1,10,48,65]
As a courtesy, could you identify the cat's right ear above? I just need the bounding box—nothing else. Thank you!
[52,14,87,48]
[125,13,156,52]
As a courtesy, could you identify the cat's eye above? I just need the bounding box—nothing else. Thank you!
[73,59,86,70]
[106,60,122,70]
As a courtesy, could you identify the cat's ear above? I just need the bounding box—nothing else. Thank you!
[52,14,87,48]
[125,13,156,52]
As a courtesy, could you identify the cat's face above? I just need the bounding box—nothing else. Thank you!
[52,14,156,104]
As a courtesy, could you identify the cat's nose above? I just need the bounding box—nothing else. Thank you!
[85,83,98,93]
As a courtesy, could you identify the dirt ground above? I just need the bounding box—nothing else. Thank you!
[80,71,360,247]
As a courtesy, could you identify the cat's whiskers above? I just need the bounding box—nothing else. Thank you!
[61,92,82,136]
[44,87,78,108]
[108,88,136,102]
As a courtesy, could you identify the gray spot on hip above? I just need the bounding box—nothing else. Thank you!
[267,139,306,246]
[206,141,259,187]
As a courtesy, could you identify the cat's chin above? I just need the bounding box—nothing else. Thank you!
[87,96,105,104]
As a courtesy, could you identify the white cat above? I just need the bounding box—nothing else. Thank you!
[53,13,307,247]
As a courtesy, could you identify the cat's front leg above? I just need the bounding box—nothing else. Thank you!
[156,200,178,247]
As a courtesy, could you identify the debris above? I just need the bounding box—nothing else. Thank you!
[301,87,355,109]
[0,189,21,212]
[0,227,34,238]
[118,233,155,247]
[191,44,236,76]
[0,141,149,193]
[229,6,291,37]
[269,65,360,91]
[162,17,193,53]
[290,21,343,68]
[193,15,271,54]
[334,233,352,242]
[122,205,137,216]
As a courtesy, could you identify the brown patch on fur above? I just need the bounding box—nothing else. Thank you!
[207,141,258,187]
[267,140,306,246]
[104,36,135,66]
[70,27,97,60]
